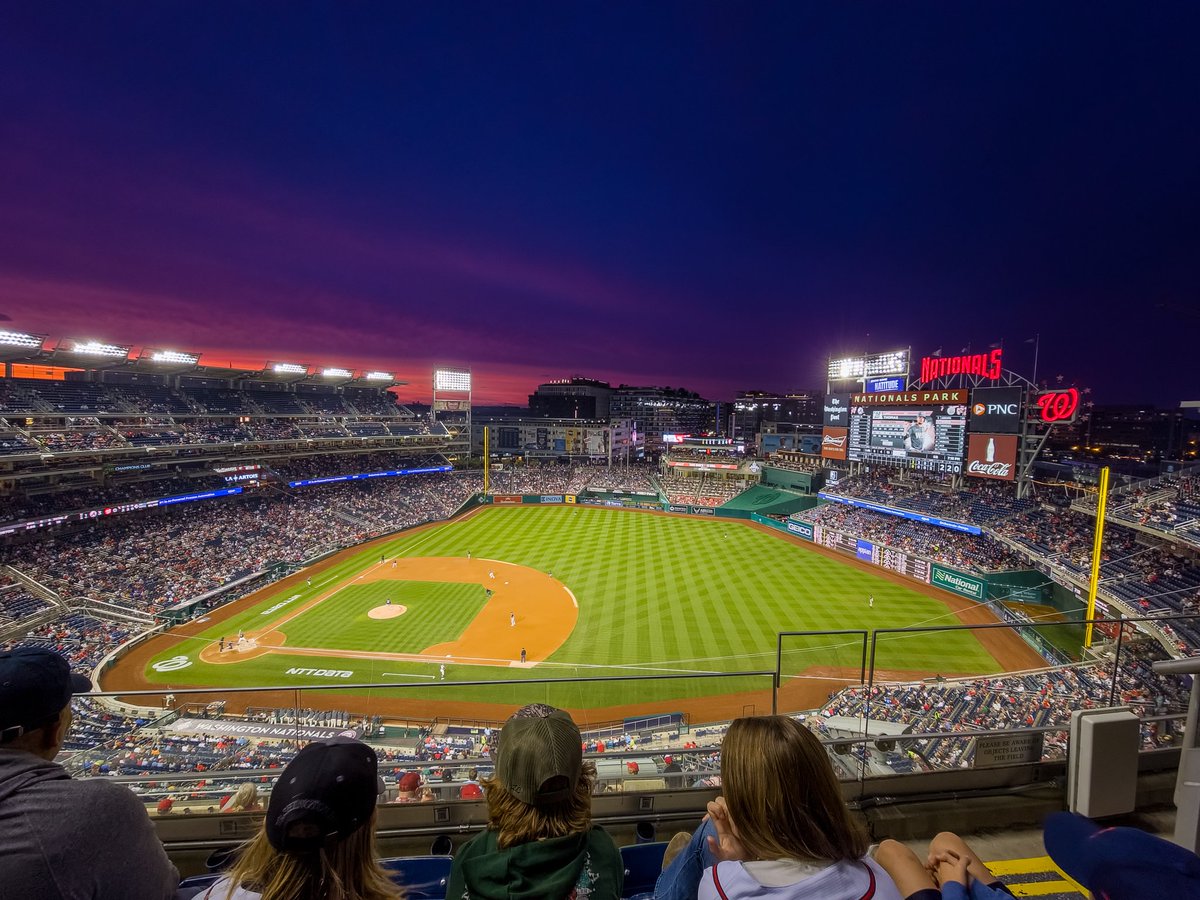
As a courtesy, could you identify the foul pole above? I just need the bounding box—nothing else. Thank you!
[482,426,490,495]
[1084,465,1111,648]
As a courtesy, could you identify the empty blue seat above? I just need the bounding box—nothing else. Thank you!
[621,841,667,898]
[380,855,453,899]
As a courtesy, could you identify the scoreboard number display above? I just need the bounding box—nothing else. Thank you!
[848,403,968,474]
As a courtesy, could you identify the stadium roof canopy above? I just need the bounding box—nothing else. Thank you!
[0,329,406,387]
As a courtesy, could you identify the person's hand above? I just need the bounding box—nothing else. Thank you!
[927,850,969,887]
[704,796,749,863]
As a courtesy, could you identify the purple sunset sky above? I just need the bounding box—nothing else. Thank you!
[2,4,1196,405]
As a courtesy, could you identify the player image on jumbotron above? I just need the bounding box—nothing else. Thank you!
[903,414,937,452]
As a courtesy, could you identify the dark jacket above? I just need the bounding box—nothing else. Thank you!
[0,747,179,900]
[447,825,622,900]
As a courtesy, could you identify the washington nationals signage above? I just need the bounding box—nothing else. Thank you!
[1035,388,1080,424]
[850,389,969,406]
[918,349,1004,384]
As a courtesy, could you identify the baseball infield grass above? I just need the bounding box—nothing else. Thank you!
[143,506,1005,710]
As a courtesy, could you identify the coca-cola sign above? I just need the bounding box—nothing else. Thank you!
[821,426,849,460]
[965,433,1017,481]
[968,460,1013,477]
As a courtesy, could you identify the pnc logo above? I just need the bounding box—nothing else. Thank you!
[972,402,1019,417]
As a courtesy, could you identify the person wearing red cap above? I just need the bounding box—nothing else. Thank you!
[201,737,399,900]
[663,754,684,789]
[394,771,421,802]
[0,647,180,900]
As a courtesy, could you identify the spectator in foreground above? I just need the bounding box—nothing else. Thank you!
[1043,811,1200,897]
[655,715,902,900]
[0,647,180,900]
[875,833,1011,899]
[202,738,401,900]
[447,703,622,900]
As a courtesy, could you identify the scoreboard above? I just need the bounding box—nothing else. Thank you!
[848,403,967,473]
[846,389,970,474]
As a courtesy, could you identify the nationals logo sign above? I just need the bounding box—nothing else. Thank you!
[1036,388,1080,424]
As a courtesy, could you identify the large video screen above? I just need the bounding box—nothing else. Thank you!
[848,403,967,473]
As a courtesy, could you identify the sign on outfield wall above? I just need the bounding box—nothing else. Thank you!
[492,494,522,504]
[821,426,849,460]
[856,539,874,562]
[930,564,986,601]
[965,433,1018,481]
[786,520,814,541]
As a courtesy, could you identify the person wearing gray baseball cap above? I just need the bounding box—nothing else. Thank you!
[0,646,180,899]
[446,703,622,899]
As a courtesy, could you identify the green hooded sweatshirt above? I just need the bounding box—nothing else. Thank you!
[446,825,623,900]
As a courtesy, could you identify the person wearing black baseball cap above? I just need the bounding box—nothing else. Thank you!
[446,703,622,900]
[0,646,180,899]
[201,737,401,900]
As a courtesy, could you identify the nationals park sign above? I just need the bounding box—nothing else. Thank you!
[931,564,986,601]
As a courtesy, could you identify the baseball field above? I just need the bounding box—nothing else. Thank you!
[108,504,1046,724]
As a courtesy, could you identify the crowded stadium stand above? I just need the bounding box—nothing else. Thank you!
[1,354,1198,891]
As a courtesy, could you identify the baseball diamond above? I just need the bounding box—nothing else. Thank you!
[107,503,1044,723]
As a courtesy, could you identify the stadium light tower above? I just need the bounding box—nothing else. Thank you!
[432,367,472,459]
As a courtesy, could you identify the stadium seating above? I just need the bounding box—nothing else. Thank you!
[379,856,452,898]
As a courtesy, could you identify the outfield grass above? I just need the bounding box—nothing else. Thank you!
[143,506,1006,709]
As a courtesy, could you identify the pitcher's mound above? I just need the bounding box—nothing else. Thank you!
[368,604,408,619]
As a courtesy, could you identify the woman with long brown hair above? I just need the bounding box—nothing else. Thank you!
[447,703,623,900]
[201,738,402,900]
[655,715,903,899]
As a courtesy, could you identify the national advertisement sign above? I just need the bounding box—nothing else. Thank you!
[856,539,874,562]
[968,387,1023,434]
[786,520,814,541]
[965,433,1018,481]
[492,494,522,504]
[931,564,986,601]
[821,426,849,460]
[823,394,851,427]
